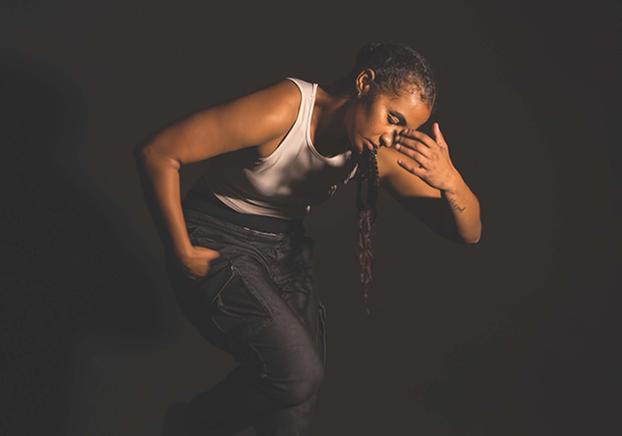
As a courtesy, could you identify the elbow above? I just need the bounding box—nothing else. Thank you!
[459,227,482,245]
[133,145,146,161]
[443,226,481,245]
[133,147,147,164]
[448,235,480,245]
[133,134,155,161]
[133,144,181,171]
[463,235,481,245]
[133,145,156,164]
[133,147,151,172]
[133,133,172,163]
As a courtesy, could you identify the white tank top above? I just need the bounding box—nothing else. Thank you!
[190,77,360,219]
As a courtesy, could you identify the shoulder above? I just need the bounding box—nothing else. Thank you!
[259,78,302,117]
[154,78,306,164]
[376,146,442,198]
[237,78,302,135]
[210,77,303,145]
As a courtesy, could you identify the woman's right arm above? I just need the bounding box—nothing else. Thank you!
[133,79,300,271]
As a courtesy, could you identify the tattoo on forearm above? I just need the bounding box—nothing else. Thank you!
[446,193,466,213]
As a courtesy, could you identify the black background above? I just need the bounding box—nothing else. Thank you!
[1,1,620,435]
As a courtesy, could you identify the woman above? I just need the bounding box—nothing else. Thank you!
[135,41,481,436]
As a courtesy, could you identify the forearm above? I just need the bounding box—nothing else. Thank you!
[134,147,193,258]
[442,171,481,244]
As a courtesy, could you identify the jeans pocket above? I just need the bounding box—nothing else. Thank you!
[186,223,202,240]
[197,262,272,351]
[193,257,237,302]
[187,222,223,248]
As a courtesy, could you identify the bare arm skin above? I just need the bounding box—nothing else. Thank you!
[133,79,301,266]
[376,131,482,244]
[440,171,481,243]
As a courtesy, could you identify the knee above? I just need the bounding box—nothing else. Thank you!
[274,354,324,407]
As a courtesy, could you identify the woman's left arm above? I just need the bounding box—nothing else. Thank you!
[377,122,482,244]
[438,170,481,244]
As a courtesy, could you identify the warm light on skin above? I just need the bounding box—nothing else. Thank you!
[309,69,433,158]
[347,86,432,154]
[309,69,481,245]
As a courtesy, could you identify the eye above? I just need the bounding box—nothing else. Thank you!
[387,115,398,125]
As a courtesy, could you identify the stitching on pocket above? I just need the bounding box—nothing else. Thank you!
[208,263,236,305]
[230,264,273,318]
[208,264,273,344]
[186,223,202,241]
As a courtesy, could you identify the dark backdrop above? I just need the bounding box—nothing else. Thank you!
[1,2,619,435]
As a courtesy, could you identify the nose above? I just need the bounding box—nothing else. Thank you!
[379,130,398,148]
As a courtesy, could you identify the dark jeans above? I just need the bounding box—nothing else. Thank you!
[164,207,327,436]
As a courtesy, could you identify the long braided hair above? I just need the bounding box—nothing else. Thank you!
[326,42,438,316]
[356,145,380,316]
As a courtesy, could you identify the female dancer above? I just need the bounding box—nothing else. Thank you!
[135,41,481,436]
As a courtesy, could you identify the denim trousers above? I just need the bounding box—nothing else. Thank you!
[164,207,327,436]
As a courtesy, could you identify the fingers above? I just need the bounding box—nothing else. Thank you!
[397,158,426,176]
[395,141,432,162]
[397,128,435,149]
[395,144,430,168]
[196,245,221,259]
[395,134,435,161]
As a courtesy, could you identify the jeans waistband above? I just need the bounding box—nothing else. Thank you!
[183,208,307,247]
[182,190,305,235]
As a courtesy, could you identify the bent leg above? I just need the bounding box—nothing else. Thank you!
[251,254,328,436]
[166,253,324,436]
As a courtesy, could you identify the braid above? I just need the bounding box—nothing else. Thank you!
[356,145,380,316]
[324,41,437,315]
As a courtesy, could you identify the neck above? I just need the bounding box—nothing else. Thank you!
[311,87,354,158]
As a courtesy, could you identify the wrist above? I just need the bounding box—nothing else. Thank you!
[165,237,194,261]
[177,244,194,261]
[442,170,464,194]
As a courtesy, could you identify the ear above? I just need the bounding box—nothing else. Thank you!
[355,68,376,95]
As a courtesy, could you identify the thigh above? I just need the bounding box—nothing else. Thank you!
[166,249,322,375]
[221,253,323,373]
[271,235,327,368]
[165,250,270,354]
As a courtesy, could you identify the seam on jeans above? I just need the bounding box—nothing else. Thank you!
[318,302,327,367]
[186,223,198,235]
[208,264,236,305]
[232,264,274,318]
[247,342,269,379]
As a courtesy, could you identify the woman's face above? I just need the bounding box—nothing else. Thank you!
[347,84,432,154]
